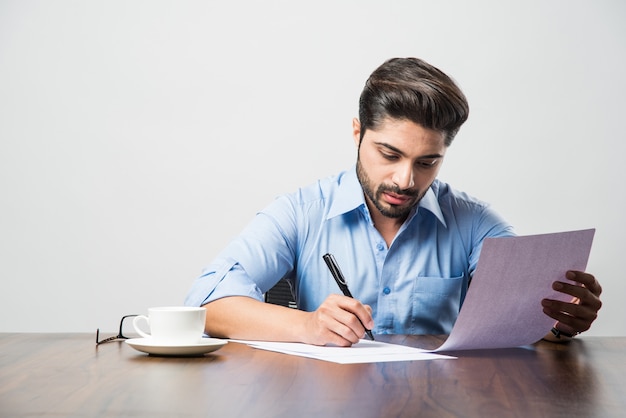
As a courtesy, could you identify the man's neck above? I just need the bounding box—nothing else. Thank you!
[370,209,408,248]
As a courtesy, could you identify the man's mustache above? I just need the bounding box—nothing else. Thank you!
[378,184,419,197]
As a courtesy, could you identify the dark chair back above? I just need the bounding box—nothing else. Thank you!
[265,278,297,309]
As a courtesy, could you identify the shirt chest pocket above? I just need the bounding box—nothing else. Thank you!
[411,274,465,334]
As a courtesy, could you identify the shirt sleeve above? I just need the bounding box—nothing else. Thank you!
[467,203,516,278]
[184,195,299,307]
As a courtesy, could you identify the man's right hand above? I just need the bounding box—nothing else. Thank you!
[303,294,374,346]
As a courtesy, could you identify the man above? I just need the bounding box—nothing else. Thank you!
[185,57,602,346]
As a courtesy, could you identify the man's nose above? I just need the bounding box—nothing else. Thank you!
[392,164,414,190]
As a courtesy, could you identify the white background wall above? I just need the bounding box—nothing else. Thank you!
[1,0,624,336]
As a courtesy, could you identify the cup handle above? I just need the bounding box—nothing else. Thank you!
[133,315,152,339]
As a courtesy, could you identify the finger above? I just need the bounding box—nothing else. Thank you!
[566,270,602,296]
[334,295,375,331]
[308,315,357,347]
[552,281,602,310]
[541,299,598,332]
[330,307,369,343]
[317,328,356,347]
[316,296,368,344]
[542,298,599,321]
[542,306,593,333]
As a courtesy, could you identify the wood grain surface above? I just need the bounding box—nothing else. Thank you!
[1,333,624,417]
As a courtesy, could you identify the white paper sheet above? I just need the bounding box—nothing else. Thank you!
[231,339,455,364]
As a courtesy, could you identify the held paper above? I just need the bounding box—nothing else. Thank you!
[434,228,595,352]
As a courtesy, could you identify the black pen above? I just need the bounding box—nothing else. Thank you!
[322,253,375,341]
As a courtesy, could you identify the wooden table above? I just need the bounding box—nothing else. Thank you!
[1,333,624,417]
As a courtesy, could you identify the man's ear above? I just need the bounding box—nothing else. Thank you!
[352,118,361,148]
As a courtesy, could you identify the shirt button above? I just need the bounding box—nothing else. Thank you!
[376,243,385,251]
[383,287,391,295]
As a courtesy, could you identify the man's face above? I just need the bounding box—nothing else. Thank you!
[353,117,447,220]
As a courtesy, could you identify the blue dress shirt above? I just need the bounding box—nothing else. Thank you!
[185,166,515,335]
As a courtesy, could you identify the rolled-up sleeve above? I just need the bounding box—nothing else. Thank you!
[184,195,299,307]
[184,258,264,307]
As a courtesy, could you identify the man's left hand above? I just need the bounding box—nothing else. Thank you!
[541,270,602,340]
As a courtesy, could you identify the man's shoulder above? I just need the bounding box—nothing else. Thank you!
[431,179,490,210]
[261,170,351,218]
[282,169,354,205]
[261,168,366,226]
[430,179,515,237]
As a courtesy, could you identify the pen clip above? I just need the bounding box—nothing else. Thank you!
[323,253,347,286]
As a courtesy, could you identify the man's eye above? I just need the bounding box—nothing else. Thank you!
[381,153,399,161]
[417,160,438,168]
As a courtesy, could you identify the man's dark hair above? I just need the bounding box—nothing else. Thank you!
[358,57,469,146]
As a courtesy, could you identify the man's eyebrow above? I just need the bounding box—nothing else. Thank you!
[374,142,444,159]
[416,154,444,160]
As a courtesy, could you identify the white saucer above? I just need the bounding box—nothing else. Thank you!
[126,338,228,356]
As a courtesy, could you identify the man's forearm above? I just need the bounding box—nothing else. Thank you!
[202,296,308,342]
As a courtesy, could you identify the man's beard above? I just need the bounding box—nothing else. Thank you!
[356,159,426,219]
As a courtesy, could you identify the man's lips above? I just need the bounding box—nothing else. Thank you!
[383,192,412,205]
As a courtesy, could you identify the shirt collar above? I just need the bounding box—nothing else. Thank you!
[418,180,447,227]
[326,166,364,219]
[327,166,447,227]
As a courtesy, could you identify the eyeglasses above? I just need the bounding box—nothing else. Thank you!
[96,314,139,345]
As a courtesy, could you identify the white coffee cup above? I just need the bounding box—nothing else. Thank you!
[133,306,206,345]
